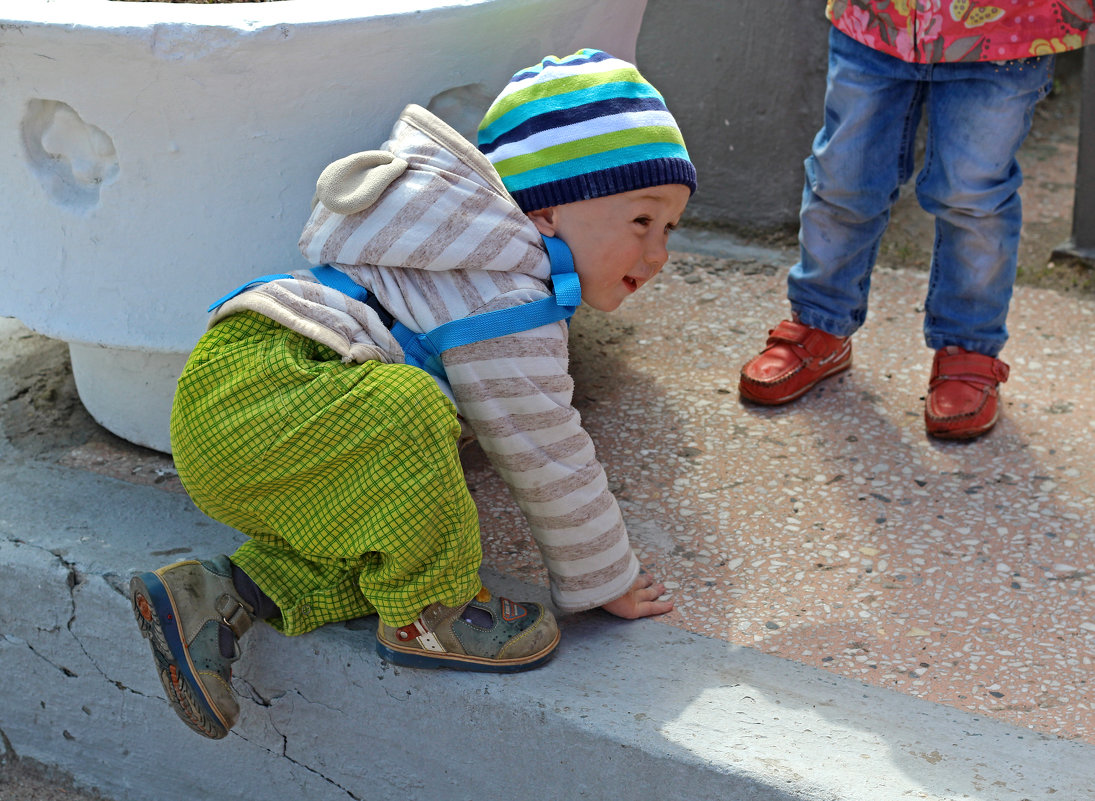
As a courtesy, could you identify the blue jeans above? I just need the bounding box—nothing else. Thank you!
[788,28,1054,356]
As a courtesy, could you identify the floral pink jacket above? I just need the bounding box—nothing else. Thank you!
[827,0,1094,62]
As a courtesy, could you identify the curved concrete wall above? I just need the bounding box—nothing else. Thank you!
[0,0,647,451]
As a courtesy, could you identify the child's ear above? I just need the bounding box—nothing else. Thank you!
[526,206,558,237]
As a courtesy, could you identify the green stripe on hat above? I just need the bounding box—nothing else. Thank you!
[480,67,658,130]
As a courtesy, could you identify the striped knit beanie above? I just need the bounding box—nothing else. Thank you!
[477,49,696,213]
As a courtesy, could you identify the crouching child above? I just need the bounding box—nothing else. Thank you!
[130,49,696,739]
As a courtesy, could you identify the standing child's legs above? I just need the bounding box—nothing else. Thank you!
[917,57,1054,355]
[916,55,1053,438]
[791,30,926,337]
[741,30,1054,439]
[741,30,924,404]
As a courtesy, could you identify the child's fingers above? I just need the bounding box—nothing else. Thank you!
[633,596,674,618]
[634,574,667,599]
[601,573,674,618]
[639,581,666,600]
[632,577,673,617]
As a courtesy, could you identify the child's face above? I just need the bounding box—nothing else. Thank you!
[527,184,690,313]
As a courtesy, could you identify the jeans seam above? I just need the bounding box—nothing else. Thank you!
[898,82,926,187]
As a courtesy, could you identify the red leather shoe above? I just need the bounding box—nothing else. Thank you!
[739,319,851,405]
[924,346,1009,440]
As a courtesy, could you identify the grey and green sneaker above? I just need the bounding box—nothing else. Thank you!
[130,555,254,739]
[376,586,559,672]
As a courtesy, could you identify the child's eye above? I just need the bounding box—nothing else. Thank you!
[633,216,652,226]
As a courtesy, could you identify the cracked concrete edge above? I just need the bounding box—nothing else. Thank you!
[1,458,1093,801]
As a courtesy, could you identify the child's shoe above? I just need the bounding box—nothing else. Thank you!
[925,346,1009,440]
[739,319,851,405]
[130,555,255,739]
[376,586,559,673]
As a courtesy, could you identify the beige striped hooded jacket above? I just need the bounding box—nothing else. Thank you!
[209,104,640,613]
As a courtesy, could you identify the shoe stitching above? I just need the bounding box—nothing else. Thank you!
[742,341,850,388]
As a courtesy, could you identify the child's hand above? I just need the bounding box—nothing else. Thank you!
[600,573,674,619]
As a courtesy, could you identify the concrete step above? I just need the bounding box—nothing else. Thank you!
[2,454,1091,801]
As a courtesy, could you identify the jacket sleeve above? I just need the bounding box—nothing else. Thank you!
[442,310,640,613]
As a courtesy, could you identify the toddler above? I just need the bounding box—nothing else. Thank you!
[130,49,695,739]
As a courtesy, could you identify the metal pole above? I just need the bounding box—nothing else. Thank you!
[1058,45,1095,262]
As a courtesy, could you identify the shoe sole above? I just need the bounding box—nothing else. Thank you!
[739,354,852,406]
[926,409,999,440]
[376,627,560,673]
[130,572,230,739]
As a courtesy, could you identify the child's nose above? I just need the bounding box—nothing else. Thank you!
[645,238,669,270]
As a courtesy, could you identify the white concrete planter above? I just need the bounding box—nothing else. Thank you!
[0,0,647,452]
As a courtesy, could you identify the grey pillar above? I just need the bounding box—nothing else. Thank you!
[636,1,829,231]
[1057,45,1095,262]
[1073,47,1095,255]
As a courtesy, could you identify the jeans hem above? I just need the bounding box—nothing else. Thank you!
[924,337,1006,358]
[790,305,860,339]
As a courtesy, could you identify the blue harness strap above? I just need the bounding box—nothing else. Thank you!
[207,264,372,313]
[392,235,580,379]
[208,272,292,313]
[206,235,581,382]
[308,264,374,306]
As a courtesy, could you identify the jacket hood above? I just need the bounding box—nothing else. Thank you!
[299,104,549,280]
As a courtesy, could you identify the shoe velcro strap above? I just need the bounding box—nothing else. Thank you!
[215,594,254,638]
[768,320,840,359]
[395,619,426,641]
[931,352,1009,384]
[395,619,447,653]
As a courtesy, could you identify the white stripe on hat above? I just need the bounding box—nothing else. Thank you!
[486,109,680,164]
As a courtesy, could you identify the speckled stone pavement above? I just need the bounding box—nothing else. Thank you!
[466,250,1095,745]
[46,241,1095,751]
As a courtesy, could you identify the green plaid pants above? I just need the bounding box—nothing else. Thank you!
[170,311,482,635]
